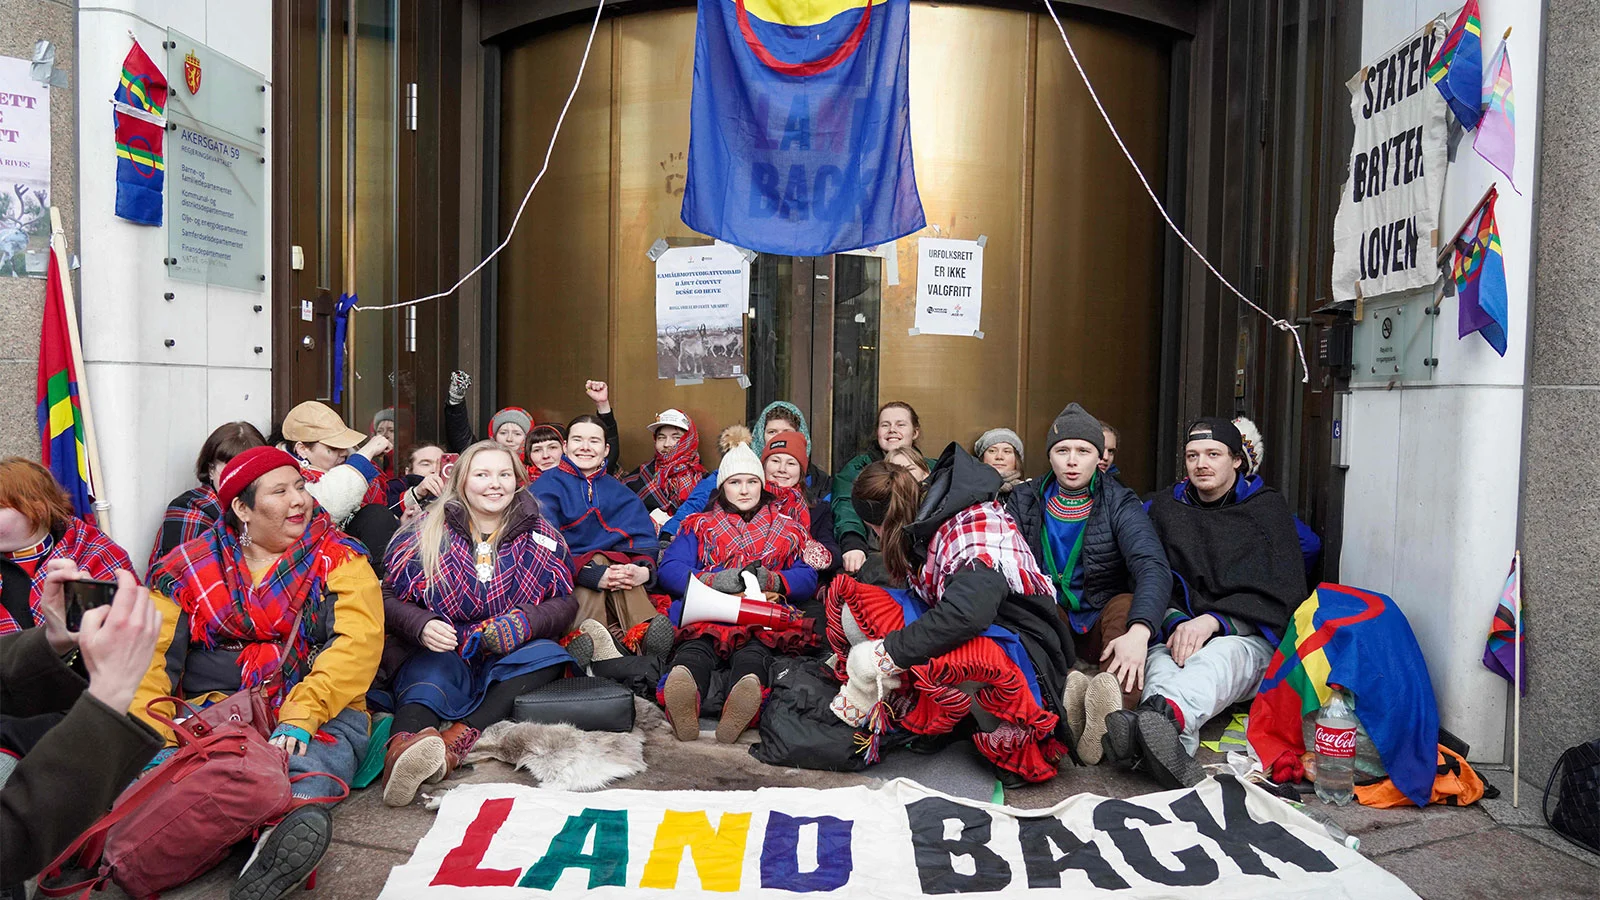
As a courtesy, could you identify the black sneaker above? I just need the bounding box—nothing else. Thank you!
[1133,708,1206,790]
[1101,708,1141,769]
[231,804,333,900]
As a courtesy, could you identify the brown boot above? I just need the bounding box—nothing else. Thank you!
[439,722,482,776]
[382,728,446,808]
[715,674,764,744]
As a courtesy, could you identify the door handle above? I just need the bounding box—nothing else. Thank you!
[302,335,316,351]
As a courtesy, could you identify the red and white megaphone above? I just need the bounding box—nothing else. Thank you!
[681,569,804,630]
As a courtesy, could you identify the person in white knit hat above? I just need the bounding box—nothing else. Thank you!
[654,442,820,744]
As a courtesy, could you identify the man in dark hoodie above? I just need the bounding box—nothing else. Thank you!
[1102,417,1306,789]
[1006,403,1170,766]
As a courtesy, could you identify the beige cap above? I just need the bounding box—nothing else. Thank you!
[281,401,366,449]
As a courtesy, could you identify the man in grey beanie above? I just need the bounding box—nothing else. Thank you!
[1004,402,1171,767]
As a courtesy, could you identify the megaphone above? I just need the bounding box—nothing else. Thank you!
[681,570,804,630]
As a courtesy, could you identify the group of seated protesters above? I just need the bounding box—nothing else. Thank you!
[0,375,1322,898]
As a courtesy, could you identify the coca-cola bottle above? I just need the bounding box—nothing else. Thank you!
[1314,688,1357,806]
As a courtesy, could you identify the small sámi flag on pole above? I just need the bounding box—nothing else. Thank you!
[1428,0,1484,130]
[1451,186,1508,356]
[1474,38,1518,192]
[1483,551,1525,695]
[36,248,97,521]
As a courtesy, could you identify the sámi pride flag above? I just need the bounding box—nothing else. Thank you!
[1248,584,1439,808]
[36,247,97,521]
[682,0,925,255]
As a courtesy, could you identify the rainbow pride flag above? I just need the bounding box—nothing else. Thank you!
[1453,188,1508,356]
[1248,583,1439,808]
[1428,0,1483,130]
[36,247,96,520]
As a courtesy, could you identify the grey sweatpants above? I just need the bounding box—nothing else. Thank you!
[287,707,370,804]
[1142,636,1273,755]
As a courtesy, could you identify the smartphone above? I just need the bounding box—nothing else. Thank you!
[63,578,118,631]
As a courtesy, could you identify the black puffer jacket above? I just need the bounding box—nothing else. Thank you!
[880,444,1074,712]
[1006,472,1171,634]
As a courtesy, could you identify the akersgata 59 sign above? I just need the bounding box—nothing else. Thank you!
[380,777,1418,898]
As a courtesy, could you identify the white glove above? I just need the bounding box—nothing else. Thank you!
[448,370,471,405]
[829,639,903,726]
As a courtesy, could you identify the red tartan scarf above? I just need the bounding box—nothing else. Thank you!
[767,482,811,530]
[912,501,1054,604]
[684,502,807,571]
[150,512,365,707]
[384,493,573,647]
[145,485,223,577]
[635,423,706,512]
[0,517,133,635]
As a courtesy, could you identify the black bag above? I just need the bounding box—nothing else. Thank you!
[590,654,665,702]
[749,658,908,772]
[513,676,636,732]
[1544,738,1600,855]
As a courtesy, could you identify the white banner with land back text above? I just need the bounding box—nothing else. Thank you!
[380,776,1418,898]
[1331,17,1449,301]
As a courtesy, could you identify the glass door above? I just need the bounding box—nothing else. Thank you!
[745,254,883,473]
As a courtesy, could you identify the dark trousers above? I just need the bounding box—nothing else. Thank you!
[393,664,562,734]
[670,636,774,697]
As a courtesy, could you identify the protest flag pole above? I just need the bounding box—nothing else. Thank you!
[1512,549,1522,807]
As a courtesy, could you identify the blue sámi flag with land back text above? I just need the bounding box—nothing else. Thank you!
[682,0,925,256]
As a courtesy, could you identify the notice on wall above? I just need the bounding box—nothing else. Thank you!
[380,777,1421,899]
[168,124,265,292]
[913,237,983,336]
[0,55,51,278]
[1330,18,1449,301]
[655,243,748,380]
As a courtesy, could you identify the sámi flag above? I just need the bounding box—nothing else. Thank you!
[113,40,168,226]
[682,0,925,256]
[1427,0,1483,130]
[1452,187,1508,356]
[36,247,97,521]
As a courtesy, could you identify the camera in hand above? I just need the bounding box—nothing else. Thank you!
[64,578,117,631]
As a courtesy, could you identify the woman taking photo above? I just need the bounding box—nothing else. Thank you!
[827,448,1075,785]
[379,441,579,807]
[135,446,384,895]
[146,421,266,578]
[832,402,934,574]
[0,458,135,635]
[657,443,818,743]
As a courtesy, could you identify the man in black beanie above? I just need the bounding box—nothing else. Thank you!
[1006,402,1170,766]
[1099,416,1306,789]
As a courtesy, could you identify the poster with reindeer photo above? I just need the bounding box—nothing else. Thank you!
[0,55,51,278]
[655,243,748,380]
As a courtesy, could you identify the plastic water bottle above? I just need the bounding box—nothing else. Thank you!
[1313,688,1357,806]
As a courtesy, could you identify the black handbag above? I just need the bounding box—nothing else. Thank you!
[512,676,636,733]
[1544,737,1600,855]
[749,658,910,772]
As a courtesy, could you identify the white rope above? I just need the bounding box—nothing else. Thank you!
[357,0,608,312]
[1041,1,1309,383]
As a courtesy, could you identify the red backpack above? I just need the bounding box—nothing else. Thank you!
[39,693,346,899]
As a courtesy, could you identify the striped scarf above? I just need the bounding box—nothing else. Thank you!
[912,501,1053,604]
[767,483,811,530]
[385,495,574,652]
[633,424,706,513]
[684,503,807,571]
[151,512,366,707]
